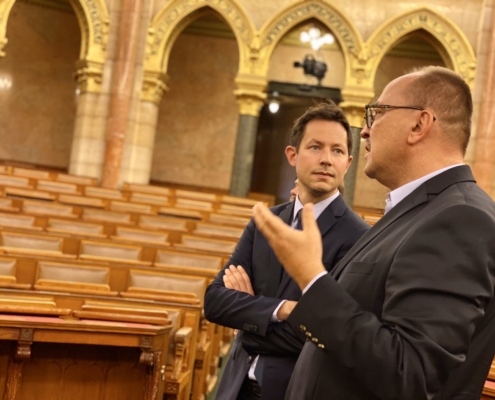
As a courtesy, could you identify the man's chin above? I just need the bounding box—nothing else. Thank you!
[309,184,338,196]
[364,164,376,179]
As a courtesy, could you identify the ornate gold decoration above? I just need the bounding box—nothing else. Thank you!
[68,0,109,93]
[0,0,109,92]
[339,102,367,128]
[141,71,169,103]
[0,0,16,57]
[234,74,267,116]
[142,0,256,104]
[255,1,364,80]
[74,59,104,93]
[365,7,477,88]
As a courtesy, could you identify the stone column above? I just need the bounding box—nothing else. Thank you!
[229,91,266,197]
[473,1,495,197]
[101,0,143,188]
[118,0,166,186]
[340,102,366,207]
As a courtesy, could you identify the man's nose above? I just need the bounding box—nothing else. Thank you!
[360,125,370,139]
[320,149,333,164]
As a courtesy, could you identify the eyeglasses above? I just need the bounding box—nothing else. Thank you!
[364,104,436,129]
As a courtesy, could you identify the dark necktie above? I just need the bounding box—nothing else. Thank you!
[294,209,303,230]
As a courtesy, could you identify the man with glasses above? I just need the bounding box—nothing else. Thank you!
[252,66,495,399]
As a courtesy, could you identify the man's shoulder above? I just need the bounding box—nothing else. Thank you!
[269,201,293,216]
[340,205,371,231]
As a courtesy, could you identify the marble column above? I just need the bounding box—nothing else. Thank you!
[118,0,163,186]
[229,93,265,197]
[343,127,362,207]
[473,2,495,197]
[101,0,143,188]
[340,103,366,207]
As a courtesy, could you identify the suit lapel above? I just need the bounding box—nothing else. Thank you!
[332,165,476,279]
[276,195,346,297]
[267,202,294,297]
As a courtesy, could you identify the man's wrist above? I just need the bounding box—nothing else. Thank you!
[302,271,328,294]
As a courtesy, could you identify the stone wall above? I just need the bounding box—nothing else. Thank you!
[0,1,80,169]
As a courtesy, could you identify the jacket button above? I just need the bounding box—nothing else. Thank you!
[247,356,252,363]
[300,325,306,331]
[317,343,325,349]
[311,337,318,343]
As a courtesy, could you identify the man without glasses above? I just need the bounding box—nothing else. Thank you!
[204,102,369,400]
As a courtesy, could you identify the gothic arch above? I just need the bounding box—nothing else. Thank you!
[0,0,109,92]
[254,1,365,88]
[365,7,476,88]
[143,0,255,102]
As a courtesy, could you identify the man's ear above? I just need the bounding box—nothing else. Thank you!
[408,110,434,145]
[285,146,297,167]
[344,155,353,174]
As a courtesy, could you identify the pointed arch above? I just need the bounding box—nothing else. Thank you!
[365,7,476,88]
[145,0,255,78]
[0,0,109,92]
[254,1,365,87]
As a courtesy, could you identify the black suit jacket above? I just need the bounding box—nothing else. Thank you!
[285,166,495,400]
[204,195,369,400]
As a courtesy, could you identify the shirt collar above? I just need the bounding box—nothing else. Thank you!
[293,190,340,223]
[385,164,464,214]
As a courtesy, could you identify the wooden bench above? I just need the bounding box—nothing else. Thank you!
[123,182,171,197]
[174,235,236,256]
[4,186,56,201]
[0,231,76,259]
[34,261,117,296]
[0,173,33,188]
[193,222,243,240]
[46,218,106,238]
[78,240,152,266]
[0,212,42,231]
[56,172,97,186]
[84,186,124,200]
[36,179,81,195]
[0,309,170,400]
[112,226,169,245]
[22,199,77,218]
[129,191,170,206]
[12,166,51,179]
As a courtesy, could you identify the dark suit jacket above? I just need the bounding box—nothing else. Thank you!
[285,165,495,400]
[204,195,369,400]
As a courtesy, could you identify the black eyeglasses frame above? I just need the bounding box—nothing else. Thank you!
[364,104,436,129]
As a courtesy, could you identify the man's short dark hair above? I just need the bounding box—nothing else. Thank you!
[290,101,352,154]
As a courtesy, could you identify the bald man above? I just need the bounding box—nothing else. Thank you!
[253,66,495,399]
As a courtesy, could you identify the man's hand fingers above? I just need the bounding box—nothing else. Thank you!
[236,266,254,295]
[224,268,242,291]
[223,273,236,290]
[301,203,318,234]
[253,203,289,245]
[228,265,250,293]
